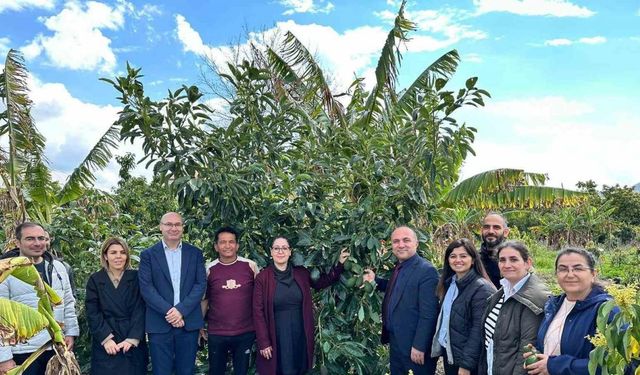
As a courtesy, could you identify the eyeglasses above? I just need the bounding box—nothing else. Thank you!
[22,236,47,242]
[556,266,592,275]
[272,247,290,253]
[161,222,183,228]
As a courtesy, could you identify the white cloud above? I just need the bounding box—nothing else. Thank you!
[544,38,572,46]
[543,36,606,46]
[136,3,162,19]
[0,0,55,13]
[375,8,487,53]
[578,36,606,44]
[473,0,595,17]
[175,15,389,91]
[26,75,151,189]
[459,97,640,188]
[21,1,126,72]
[279,0,334,15]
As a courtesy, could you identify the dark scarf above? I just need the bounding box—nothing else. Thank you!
[273,262,294,286]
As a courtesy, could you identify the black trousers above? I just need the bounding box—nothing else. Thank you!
[207,331,255,375]
[442,352,478,375]
[13,349,55,375]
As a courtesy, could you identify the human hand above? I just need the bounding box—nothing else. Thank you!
[165,307,183,325]
[0,359,17,374]
[171,318,185,328]
[458,368,471,375]
[117,341,134,353]
[338,248,350,264]
[103,339,119,355]
[199,328,208,341]
[363,269,376,283]
[64,336,75,351]
[525,353,549,375]
[260,346,273,359]
[410,347,424,365]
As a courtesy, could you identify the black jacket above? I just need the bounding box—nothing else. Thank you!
[86,269,147,375]
[479,243,501,288]
[431,269,496,371]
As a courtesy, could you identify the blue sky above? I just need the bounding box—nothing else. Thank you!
[1,0,639,190]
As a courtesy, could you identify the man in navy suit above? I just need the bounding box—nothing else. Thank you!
[139,212,206,375]
[364,226,439,375]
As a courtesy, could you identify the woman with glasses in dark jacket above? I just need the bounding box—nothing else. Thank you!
[253,237,349,375]
[525,247,618,375]
[431,239,496,375]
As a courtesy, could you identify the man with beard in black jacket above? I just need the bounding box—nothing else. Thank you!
[479,213,510,288]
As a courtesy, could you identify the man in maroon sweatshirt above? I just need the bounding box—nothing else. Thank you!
[201,227,258,375]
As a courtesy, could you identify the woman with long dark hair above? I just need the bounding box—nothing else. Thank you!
[431,238,496,375]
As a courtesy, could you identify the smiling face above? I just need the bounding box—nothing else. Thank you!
[104,243,128,272]
[481,214,509,249]
[271,238,291,267]
[215,231,239,263]
[448,246,473,278]
[160,212,183,244]
[17,225,47,262]
[556,252,596,300]
[498,246,531,284]
[391,227,418,263]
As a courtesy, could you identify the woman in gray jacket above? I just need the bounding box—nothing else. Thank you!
[479,241,550,375]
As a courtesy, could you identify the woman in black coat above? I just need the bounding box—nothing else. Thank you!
[85,237,147,375]
[431,238,496,375]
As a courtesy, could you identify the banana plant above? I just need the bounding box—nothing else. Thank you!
[0,49,122,245]
[0,256,80,375]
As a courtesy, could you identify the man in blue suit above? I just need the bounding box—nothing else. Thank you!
[365,226,439,375]
[139,212,206,375]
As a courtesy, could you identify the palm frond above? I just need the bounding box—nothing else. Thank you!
[360,0,415,126]
[395,50,460,117]
[441,168,585,208]
[275,31,346,126]
[0,49,47,187]
[24,159,55,223]
[57,123,121,205]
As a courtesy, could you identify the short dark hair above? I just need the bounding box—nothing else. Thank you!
[214,226,239,243]
[496,240,530,262]
[15,222,44,240]
[483,212,508,228]
[437,238,491,299]
[555,247,597,270]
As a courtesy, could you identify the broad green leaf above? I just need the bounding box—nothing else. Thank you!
[0,298,49,345]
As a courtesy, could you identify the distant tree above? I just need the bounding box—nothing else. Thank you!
[602,185,640,226]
